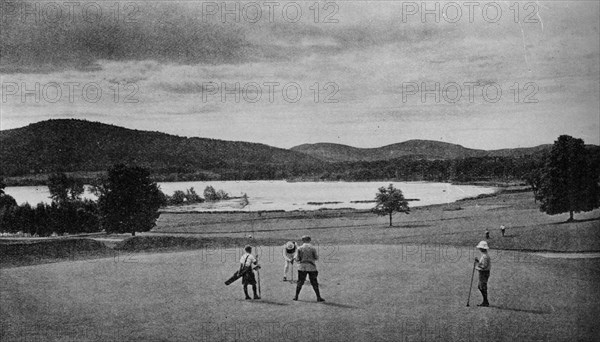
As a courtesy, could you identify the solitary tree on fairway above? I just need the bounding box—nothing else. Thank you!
[97,165,164,236]
[537,135,600,222]
[372,184,410,226]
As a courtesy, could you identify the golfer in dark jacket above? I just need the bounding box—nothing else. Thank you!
[293,236,325,302]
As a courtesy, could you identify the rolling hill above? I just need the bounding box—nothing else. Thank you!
[291,141,553,162]
[1,120,595,184]
[0,119,324,177]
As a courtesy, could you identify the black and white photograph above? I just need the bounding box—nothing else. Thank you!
[1,0,599,341]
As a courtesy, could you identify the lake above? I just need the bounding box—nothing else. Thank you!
[4,181,497,212]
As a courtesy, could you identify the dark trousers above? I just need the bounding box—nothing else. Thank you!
[296,271,321,299]
[243,284,258,298]
[478,270,490,304]
[242,270,258,298]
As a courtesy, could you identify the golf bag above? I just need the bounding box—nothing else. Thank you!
[224,255,251,286]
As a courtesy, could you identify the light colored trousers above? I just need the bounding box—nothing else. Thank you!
[284,260,293,278]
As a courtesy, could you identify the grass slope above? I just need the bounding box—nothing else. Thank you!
[1,245,598,341]
[153,191,600,252]
[0,238,113,268]
[1,190,599,341]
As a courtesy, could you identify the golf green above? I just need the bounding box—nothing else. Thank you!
[2,244,598,341]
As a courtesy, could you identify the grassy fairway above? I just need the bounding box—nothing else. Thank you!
[2,244,599,341]
[155,191,600,252]
[2,190,599,341]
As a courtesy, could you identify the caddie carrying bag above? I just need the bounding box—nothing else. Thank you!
[224,255,251,285]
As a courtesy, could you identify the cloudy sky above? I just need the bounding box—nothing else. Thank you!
[1,0,598,149]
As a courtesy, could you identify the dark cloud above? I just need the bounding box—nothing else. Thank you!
[0,1,249,72]
[0,0,457,73]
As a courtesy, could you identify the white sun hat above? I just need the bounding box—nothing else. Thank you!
[476,241,489,249]
[285,241,295,250]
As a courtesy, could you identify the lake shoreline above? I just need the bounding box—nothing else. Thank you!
[1,170,528,188]
[6,180,500,211]
[2,189,599,268]
[159,185,509,214]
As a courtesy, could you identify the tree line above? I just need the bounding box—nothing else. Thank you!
[144,155,553,183]
[369,135,599,225]
[125,152,598,183]
[0,165,232,237]
[0,135,598,236]
[5,148,599,186]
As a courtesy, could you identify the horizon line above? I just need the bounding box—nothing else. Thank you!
[2,118,595,152]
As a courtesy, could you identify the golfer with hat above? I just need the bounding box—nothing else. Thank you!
[293,236,325,302]
[474,241,491,307]
[283,241,297,282]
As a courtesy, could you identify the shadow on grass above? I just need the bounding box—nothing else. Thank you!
[319,302,360,309]
[293,299,359,309]
[251,299,290,306]
[289,281,327,288]
[489,305,550,314]
[552,217,600,225]
[236,298,290,306]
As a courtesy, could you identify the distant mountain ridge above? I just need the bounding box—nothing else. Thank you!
[0,119,324,177]
[291,141,554,162]
[1,119,595,181]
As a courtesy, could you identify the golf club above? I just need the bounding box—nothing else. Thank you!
[256,251,261,297]
[257,268,261,297]
[466,261,476,307]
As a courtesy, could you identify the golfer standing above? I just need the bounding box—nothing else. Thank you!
[474,241,491,307]
[283,241,297,281]
[293,236,325,302]
[240,245,260,300]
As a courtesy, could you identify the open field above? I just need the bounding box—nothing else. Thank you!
[1,244,599,341]
[1,190,599,341]
[154,191,600,252]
